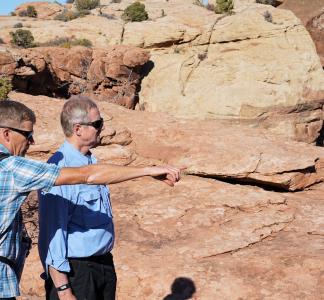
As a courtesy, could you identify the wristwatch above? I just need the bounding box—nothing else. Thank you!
[56,283,71,292]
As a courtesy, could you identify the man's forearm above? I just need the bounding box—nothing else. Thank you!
[86,165,154,184]
[49,266,74,299]
[55,164,180,186]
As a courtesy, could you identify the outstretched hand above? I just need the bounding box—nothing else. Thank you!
[148,165,185,186]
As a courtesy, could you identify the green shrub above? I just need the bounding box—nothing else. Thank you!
[18,10,28,17]
[256,0,277,5]
[215,0,233,14]
[54,9,82,21]
[27,6,37,17]
[263,10,273,22]
[66,0,74,3]
[10,12,17,16]
[10,29,35,48]
[71,38,92,47]
[0,77,13,100]
[122,2,148,22]
[75,0,100,11]
[39,36,71,47]
[39,36,92,48]
[13,22,23,28]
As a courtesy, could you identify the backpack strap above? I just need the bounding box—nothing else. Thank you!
[0,152,10,161]
[0,152,16,274]
[0,256,16,271]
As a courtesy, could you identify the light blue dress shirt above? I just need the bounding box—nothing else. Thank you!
[38,141,114,275]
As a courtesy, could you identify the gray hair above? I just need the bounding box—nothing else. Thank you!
[0,100,36,128]
[60,95,98,137]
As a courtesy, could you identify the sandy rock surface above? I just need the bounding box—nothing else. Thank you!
[13,92,324,299]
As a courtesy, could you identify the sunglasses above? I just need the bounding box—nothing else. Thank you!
[0,126,34,141]
[79,117,104,130]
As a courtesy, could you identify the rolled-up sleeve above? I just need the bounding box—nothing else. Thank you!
[38,185,71,274]
[9,157,60,193]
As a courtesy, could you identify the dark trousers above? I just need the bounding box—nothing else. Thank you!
[45,253,117,300]
[0,298,16,300]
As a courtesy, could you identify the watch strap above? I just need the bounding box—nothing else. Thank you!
[56,283,71,292]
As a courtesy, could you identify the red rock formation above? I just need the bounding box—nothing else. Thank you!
[0,46,150,109]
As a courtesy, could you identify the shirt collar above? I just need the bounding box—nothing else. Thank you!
[61,140,95,164]
[0,144,10,154]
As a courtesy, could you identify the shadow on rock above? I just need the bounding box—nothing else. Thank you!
[163,277,196,300]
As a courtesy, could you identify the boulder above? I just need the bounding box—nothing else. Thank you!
[0,49,16,75]
[1,46,150,109]
[137,5,324,144]
[279,0,324,67]
[306,11,324,67]
[14,2,64,19]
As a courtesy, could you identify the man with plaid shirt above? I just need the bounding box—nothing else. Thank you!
[0,100,180,299]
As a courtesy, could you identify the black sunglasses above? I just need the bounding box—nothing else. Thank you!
[79,118,104,130]
[0,126,33,141]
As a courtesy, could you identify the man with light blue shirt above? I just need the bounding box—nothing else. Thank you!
[39,95,179,300]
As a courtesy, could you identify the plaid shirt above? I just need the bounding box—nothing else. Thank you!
[0,144,60,298]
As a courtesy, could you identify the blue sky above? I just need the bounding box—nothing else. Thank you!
[0,0,66,16]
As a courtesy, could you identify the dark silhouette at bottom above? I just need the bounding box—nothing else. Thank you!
[163,277,196,300]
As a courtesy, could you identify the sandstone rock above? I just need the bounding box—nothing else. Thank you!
[279,0,324,67]
[20,177,324,299]
[1,1,323,144]
[112,176,294,300]
[0,49,16,75]
[10,92,324,191]
[1,46,150,108]
[0,15,124,49]
[279,0,323,24]
[15,2,64,20]
[138,5,324,144]
[307,11,324,67]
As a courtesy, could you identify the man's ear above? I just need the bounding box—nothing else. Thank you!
[0,128,11,142]
[73,124,82,136]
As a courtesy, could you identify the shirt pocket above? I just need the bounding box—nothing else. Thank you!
[74,190,111,228]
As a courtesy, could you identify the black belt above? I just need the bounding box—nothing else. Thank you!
[0,256,16,271]
[69,252,113,265]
